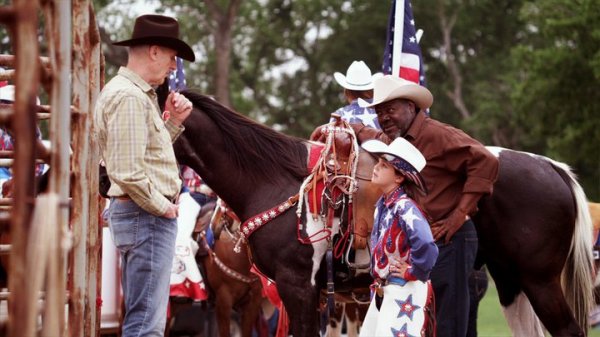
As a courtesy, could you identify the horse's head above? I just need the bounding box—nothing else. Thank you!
[174,89,309,220]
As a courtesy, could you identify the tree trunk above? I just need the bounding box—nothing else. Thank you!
[98,27,127,66]
[437,1,471,120]
[204,0,242,108]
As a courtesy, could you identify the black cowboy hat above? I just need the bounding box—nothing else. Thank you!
[113,14,195,62]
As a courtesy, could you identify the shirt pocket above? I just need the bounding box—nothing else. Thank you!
[150,116,170,149]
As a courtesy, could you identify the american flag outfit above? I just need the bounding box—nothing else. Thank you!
[360,186,438,337]
[331,99,381,130]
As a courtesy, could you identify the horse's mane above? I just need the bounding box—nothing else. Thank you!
[180,90,308,183]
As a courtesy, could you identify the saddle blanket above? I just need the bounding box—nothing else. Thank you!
[307,143,325,214]
[169,192,208,301]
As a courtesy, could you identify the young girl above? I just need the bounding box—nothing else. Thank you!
[360,138,439,337]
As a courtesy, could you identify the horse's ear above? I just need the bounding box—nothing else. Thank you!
[156,79,170,111]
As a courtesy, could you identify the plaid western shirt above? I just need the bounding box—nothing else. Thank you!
[94,67,184,216]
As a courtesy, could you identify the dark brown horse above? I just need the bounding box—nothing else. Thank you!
[173,90,593,337]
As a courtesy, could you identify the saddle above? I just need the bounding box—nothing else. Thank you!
[352,151,380,249]
[308,117,380,250]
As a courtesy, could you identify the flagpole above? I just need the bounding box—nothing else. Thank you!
[392,0,405,77]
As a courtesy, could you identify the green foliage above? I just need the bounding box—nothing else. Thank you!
[508,0,600,199]
[4,0,585,200]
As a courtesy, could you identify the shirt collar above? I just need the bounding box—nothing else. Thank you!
[383,186,406,208]
[117,67,154,94]
[404,111,427,141]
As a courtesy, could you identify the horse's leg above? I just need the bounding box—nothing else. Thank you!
[215,290,234,337]
[485,262,544,337]
[500,292,544,337]
[325,303,344,337]
[240,283,264,337]
[522,279,585,336]
[344,303,360,337]
[276,273,320,337]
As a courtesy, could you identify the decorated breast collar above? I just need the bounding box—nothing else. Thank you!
[239,194,299,240]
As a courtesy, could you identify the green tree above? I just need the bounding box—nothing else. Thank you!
[509,0,600,199]
[94,0,599,199]
[151,0,390,136]
[412,0,528,148]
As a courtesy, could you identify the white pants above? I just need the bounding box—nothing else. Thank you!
[360,280,431,337]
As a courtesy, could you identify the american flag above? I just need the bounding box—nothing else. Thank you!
[382,0,426,86]
[168,57,187,91]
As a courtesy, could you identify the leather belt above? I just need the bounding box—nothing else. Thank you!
[115,194,177,203]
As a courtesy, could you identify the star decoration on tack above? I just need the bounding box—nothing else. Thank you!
[396,294,420,320]
[391,323,416,337]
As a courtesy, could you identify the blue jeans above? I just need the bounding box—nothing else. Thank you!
[430,220,478,337]
[108,198,177,337]
[467,266,488,337]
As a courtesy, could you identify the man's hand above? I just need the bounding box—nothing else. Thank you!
[430,209,467,243]
[163,203,179,219]
[309,124,327,142]
[165,91,193,126]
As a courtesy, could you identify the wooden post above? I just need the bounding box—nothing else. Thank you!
[0,1,102,335]
[43,0,72,335]
[6,0,40,336]
[85,2,102,336]
[70,0,91,336]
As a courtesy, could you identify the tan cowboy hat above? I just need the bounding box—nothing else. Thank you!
[358,75,433,110]
[334,61,382,91]
[361,138,428,194]
[113,14,195,62]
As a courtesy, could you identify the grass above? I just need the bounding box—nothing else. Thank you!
[477,278,600,337]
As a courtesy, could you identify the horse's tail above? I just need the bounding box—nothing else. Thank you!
[549,158,594,331]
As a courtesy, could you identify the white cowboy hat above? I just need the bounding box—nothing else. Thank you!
[361,137,428,194]
[358,75,433,110]
[334,61,382,91]
[0,85,41,105]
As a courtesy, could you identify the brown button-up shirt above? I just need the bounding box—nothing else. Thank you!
[404,112,499,222]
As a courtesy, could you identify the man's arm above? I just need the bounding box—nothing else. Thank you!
[351,124,391,144]
[163,91,193,141]
[431,192,482,242]
[431,136,499,242]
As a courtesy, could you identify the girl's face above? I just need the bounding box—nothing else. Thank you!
[372,158,405,192]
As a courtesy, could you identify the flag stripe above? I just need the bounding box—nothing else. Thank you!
[382,0,426,87]
[399,66,420,84]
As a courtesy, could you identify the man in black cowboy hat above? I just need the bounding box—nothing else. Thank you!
[348,75,499,337]
[94,14,195,337]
